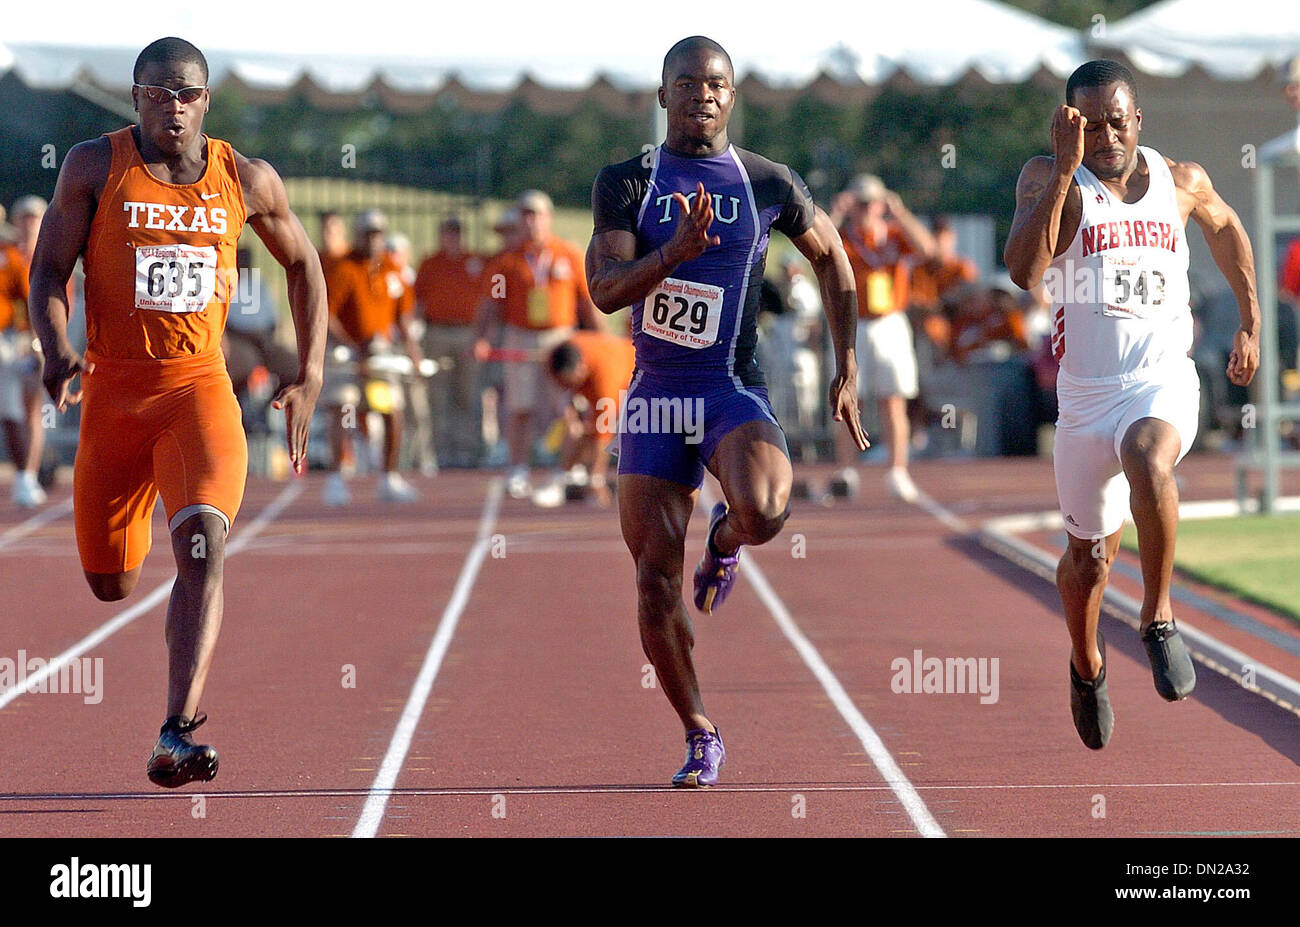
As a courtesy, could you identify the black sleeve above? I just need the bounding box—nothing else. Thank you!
[591,159,645,235]
[772,165,817,240]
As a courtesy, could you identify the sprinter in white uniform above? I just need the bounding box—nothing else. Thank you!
[1005,60,1260,750]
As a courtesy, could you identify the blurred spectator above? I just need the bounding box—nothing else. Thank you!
[757,253,823,444]
[950,275,1037,456]
[826,190,858,232]
[387,231,434,475]
[223,247,298,399]
[1259,56,1300,162]
[318,210,349,280]
[910,218,978,313]
[475,190,602,498]
[833,174,935,500]
[321,209,421,505]
[414,218,486,469]
[388,233,415,286]
[907,216,978,454]
[540,331,636,507]
[1192,285,1249,443]
[1,196,50,506]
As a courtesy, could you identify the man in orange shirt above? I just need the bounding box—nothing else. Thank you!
[907,216,978,450]
[415,217,485,468]
[474,190,601,498]
[321,209,420,505]
[543,331,636,506]
[27,37,327,787]
[0,196,51,508]
[834,174,934,502]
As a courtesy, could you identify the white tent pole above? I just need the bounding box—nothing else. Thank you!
[1252,159,1281,513]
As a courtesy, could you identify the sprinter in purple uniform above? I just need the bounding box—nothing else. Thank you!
[585,36,868,787]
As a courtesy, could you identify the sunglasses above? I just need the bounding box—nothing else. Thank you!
[133,83,207,105]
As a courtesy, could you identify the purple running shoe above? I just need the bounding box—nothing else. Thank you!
[693,503,740,614]
[672,727,725,788]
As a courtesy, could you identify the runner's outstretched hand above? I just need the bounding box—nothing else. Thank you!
[272,375,322,474]
[662,182,721,267]
[829,364,870,451]
[42,349,94,413]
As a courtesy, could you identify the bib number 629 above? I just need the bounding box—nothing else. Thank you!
[651,291,708,335]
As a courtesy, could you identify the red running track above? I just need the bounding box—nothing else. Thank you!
[0,452,1298,837]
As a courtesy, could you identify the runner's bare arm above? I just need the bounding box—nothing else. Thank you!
[1004,156,1078,289]
[237,153,327,472]
[585,181,719,313]
[791,207,869,451]
[1005,104,1091,289]
[1176,159,1260,386]
[28,139,110,411]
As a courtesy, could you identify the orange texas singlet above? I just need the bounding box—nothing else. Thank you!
[82,126,247,361]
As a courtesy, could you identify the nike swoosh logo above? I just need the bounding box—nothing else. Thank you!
[201,192,220,200]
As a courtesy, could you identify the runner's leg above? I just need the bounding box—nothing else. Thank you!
[1057,530,1121,680]
[1119,417,1182,631]
[165,511,227,719]
[708,419,792,554]
[619,472,712,733]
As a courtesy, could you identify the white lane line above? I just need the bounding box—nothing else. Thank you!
[911,486,972,534]
[979,517,1300,718]
[351,478,503,839]
[0,497,75,552]
[705,487,946,837]
[900,485,1300,718]
[0,481,302,711]
[741,560,947,837]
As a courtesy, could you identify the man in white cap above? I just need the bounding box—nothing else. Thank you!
[833,175,935,501]
[0,196,52,507]
[321,208,421,504]
[474,190,601,498]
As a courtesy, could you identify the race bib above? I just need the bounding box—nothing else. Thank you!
[1100,254,1167,320]
[865,270,895,316]
[526,287,551,327]
[134,245,217,313]
[644,277,723,349]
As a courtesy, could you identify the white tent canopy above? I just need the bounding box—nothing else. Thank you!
[1092,0,1300,79]
[3,0,1084,95]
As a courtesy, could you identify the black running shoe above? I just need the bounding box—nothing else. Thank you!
[1142,620,1196,701]
[1069,630,1113,750]
[146,713,219,788]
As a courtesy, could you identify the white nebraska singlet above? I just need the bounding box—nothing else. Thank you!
[1046,145,1192,382]
[1049,146,1201,540]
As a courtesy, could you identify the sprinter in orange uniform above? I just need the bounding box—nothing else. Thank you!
[27,37,328,788]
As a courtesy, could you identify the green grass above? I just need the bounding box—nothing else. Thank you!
[1120,514,1300,624]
